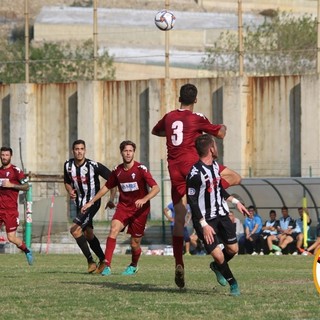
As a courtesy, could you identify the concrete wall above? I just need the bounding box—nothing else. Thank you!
[1,75,320,219]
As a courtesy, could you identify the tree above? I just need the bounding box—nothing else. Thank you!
[202,11,317,75]
[0,39,115,83]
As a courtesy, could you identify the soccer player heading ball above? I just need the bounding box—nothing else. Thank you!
[152,83,241,288]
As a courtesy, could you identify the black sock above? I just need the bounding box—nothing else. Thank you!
[222,248,235,263]
[215,260,236,285]
[88,236,104,261]
[76,235,93,263]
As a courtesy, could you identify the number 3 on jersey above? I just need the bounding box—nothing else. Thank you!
[171,121,183,146]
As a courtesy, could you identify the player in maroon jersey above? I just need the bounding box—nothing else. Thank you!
[81,140,160,276]
[0,146,33,265]
[152,83,241,288]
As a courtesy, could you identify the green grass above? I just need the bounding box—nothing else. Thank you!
[0,253,319,320]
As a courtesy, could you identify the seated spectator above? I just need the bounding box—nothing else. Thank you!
[229,210,244,241]
[239,205,262,255]
[294,207,312,255]
[229,210,245,254]
[303,221,320,255]
[271,206,296,255]
[189,231,206,255]
[261,210,280,254]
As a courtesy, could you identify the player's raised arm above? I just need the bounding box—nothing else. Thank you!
[215,124,227,139]
[151,121,166,137]
[220,166,241,188]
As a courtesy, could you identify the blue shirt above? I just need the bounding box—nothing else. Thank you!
[167,202,190,227]
[279,216,295,231]
[294,217,311,233]
[244,215,262,233]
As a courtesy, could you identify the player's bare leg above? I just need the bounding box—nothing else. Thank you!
[173,197,187,288]
[70,224,96,272]
[84,227,105,273]
[122,237,141,275]
[102,219,124,276]
[7,231,33,265]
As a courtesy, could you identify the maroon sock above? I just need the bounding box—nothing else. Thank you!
[131,247,142,267]
[18,242,28,253]
[104,237,116,267]
[172,236,184,267]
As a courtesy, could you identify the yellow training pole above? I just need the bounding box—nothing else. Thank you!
[302,197,308,249]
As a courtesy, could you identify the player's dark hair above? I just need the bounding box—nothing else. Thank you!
[281,206,288,211]
[179,83,197,105]
[269,210,276,215]
[0,146,13,155]
[72,139,86,150]
[120,140,136,152]
[248,205,256,211]
[195,134,214,157]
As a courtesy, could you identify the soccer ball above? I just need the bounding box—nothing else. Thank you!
[154,10,176,31]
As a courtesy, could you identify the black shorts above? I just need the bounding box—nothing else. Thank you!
[249,233,260,242]
[73,200,100,230]
[261,232,275,239]
[290,232,300,241]
[193,215,237,254]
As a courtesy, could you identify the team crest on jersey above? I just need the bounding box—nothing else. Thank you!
[188,188,196,196]
[209,177,220,188]
[131,173,136,180]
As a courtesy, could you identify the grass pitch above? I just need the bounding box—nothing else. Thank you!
[0,253,318,320]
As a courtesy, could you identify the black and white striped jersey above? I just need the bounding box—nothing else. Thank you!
[64,158,111,208]
[186,160,230,223]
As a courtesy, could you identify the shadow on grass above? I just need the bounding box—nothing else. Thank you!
[61,280,216,295]
[39,270,92,275]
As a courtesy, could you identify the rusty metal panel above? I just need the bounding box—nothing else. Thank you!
[2,75,320,219]
[248,76,301,177]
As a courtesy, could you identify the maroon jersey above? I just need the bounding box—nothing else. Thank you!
[106,161,157,211]
[0,164,27,210]
[152,109,222,162]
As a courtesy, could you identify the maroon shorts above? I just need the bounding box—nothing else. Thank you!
[0,209,19,233]
[113,205,150,238]
[168,160,195,205]
[168,159,226,205]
